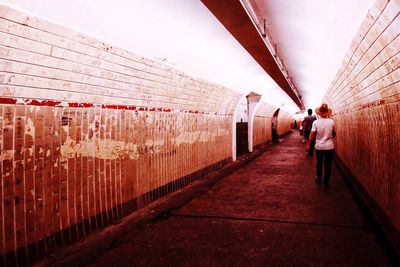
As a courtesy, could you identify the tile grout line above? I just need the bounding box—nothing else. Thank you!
[171,212,366,230]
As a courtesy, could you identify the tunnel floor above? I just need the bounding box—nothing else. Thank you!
[40,132,391,267]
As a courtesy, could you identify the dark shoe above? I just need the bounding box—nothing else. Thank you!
[315,177,321,184]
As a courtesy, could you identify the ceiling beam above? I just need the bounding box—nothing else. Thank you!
[201,0,304,109]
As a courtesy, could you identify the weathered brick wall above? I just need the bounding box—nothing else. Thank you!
[0,4,241,262]
[324,0,400,250]
[253,104,292,146]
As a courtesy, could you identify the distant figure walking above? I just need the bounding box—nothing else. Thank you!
[272,121,279,143]
[306,103,335,188]
[303,109,316,155]
[300,120,306,143]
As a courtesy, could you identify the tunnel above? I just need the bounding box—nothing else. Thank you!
[0,0,399,266]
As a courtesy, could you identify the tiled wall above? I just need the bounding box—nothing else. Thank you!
[252,103,292,147]
[324,0,400,252]
[276,110,292,136]
[0,4,242,262]
[253,103,274,146]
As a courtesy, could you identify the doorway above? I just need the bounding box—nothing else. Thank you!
[236,120,248,157]
[272,109,280,143]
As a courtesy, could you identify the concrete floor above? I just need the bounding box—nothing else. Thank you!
[39,132,391,267]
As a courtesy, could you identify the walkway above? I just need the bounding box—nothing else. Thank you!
[39,133,391,267]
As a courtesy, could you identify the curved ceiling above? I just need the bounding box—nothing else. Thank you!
[248,0,374,110]
[0,0,374,113]
[0,0,299,112]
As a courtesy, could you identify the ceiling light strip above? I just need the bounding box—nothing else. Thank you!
[239,0,301,103]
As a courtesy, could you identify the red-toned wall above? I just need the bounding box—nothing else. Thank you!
[253,103,292,147]
[0,4,242,260]
[276,110,292,136]
[324,0,400,252]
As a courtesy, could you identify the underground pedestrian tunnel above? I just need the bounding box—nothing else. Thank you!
[0,0,399,266]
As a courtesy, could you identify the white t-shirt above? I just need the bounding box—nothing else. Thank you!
[311,117,335,150]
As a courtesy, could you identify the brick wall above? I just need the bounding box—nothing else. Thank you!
[324,0,400,252]
[0,4,242,263]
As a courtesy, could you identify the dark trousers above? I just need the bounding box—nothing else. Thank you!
[304,129,311,141]
[315,149,334,185]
